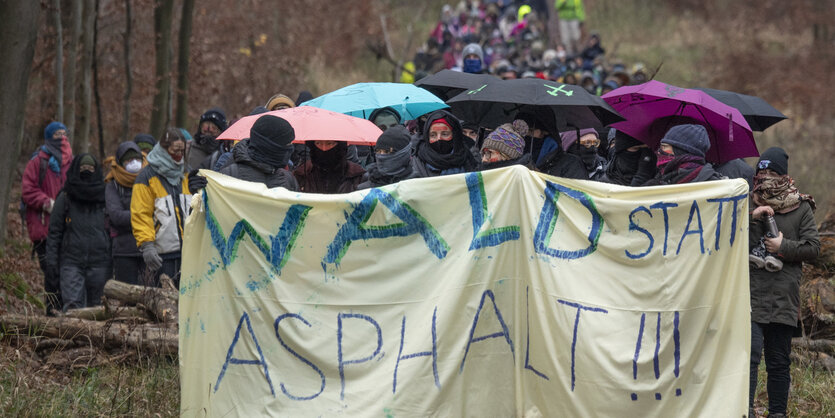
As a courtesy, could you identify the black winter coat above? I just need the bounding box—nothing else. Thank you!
[536,147,588,180]
[219,139,299,191]
[46,191,112,268]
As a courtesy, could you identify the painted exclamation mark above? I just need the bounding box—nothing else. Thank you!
[630,313,646,401]
[674,311,681,397]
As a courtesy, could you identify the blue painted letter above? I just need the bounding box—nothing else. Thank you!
[274,313,326,401]
[214,312,275,397]
[460,290,515,373]
[533,181,604,260]
[393,308,440,394]
[337,313,383,400]
[466,172,520,250]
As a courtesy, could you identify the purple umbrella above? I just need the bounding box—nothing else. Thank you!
[602,80,758,164]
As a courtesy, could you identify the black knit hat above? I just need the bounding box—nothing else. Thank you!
[199,107,228,131]
[376,125,411,152]
[757,147,789,175]
[612,129,644,154]
[660,124,710,158]
[251,115,295,147]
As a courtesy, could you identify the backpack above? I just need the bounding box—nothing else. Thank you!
[19,151,48,229]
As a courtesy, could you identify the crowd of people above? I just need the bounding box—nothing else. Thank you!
[403,0,648,97]
[18,2,820,417]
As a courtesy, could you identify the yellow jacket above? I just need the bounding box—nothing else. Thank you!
[130,165,192,255]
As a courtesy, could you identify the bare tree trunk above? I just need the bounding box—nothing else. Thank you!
[121,0,133,141]
[0,2,40,245]
[93,0,105,160]
[149,0,175,140]
[77,0,96,155]
[54,0,64,122]
[174,0,195,128]
[66,0,82,148]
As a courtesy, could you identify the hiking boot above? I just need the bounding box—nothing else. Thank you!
[748,407,756,418]
[768,414,786,418]
[764,255,783,272]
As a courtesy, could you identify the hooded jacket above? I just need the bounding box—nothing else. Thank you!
[412,110,478,178]
[535,136,588,179]
[219,139,299,190]
[21,136,73,242]
[130,159,192,256]
[105,142,143,257]
[46,154,111,269]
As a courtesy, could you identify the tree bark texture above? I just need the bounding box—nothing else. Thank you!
[66,0,82,149]
[0,2,40,246]
[122,0,133,142]
[174,0,195,128]
[149,0,175,140]
[54,0,64,122]
[77,0,96,154]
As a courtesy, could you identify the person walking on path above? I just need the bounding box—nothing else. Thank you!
[21,121,73,315]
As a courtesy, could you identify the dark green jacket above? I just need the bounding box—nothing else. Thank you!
[749,201,819,326]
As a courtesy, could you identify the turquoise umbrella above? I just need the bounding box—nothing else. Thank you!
[299,82,449,121]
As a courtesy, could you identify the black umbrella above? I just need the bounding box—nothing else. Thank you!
[446,78,624,134]
[693,87,787,131]
[415,69,500,101]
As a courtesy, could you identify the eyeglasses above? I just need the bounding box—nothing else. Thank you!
[578,137,600,148]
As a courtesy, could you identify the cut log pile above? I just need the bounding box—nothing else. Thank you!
[0,278,178,369]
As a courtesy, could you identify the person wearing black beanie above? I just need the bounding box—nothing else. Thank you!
[748,146,819,418]
[188,107,228,170]
[643,124,725,185]
[358,126,416,189]
[294,138,366,194]
[601,129,653,186]
[214,115,299,191]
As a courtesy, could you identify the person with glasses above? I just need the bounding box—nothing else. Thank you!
[643,124,726,186]
[131,128,193,288]
[478,120,532,171]
[561,128,606,181]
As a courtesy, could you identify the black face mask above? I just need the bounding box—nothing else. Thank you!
[429,139,454,154]
[80,170,94,181]
[572,145,599,168]
[614,150,642,174]
[310,144,346,169]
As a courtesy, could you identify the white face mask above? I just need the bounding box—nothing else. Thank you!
[125,159,142,173]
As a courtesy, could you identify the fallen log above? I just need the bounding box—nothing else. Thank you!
[103,280,178,324]
[0,314,177,355]
[792,337,835,355]
[64,306,109,321]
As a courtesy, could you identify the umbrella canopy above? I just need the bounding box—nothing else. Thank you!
[602,80,757,164]
[414,69,500,101]
[446,78,624,134]
[693,87,787,131]
[217,107,382,146]
[299,82,448,121]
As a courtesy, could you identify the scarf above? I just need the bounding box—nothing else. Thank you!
[416,139,473,172]
[752,173,816,213]
[653,155,705,185]
[248,138,293,169]
[604,150,642,185]
[41,145,62,173]
[368,146,413,185]
[104,156,144,188]
[64,154,106,205]
[146,143,184,186]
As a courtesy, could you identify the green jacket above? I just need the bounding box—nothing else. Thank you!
[749,201,819,327]
[555,0,586,22]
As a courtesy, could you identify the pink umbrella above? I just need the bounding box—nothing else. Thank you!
[602,80,757,164]
[217,107,382,145]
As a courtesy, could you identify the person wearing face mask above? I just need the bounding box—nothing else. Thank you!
[748,147,819,418]
[188,107,227,171]
[294,139,366,194]
[561,128,606,181]
[22,121,74,315]
[131,128,192,287]
[104,141,147,285]
[478,120,532,171]
[600,129,655,186]
[46,154,111,311]
[411,110,478,178]
[643,124,725,185]
[462,43,485,74]
[516,113,587,180]
[359,107,404,168]
[358,125,416,190]
[216,114,299,190]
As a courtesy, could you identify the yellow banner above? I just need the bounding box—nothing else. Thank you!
[179,166,750,417]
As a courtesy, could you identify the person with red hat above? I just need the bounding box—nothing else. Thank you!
[411,110,478,178]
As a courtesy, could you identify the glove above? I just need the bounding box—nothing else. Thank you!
[188,169,208,194]
[44,199,55,214]
[631,148,657,186]
[141,242,163,272]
